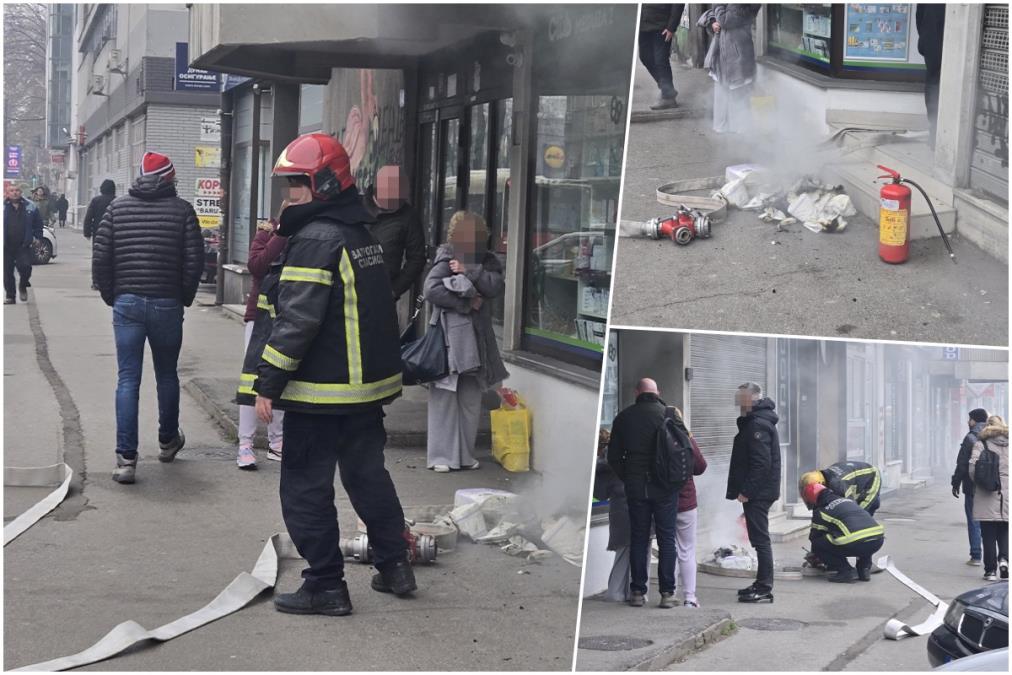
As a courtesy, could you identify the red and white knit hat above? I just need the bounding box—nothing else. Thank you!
[140,152,176,183]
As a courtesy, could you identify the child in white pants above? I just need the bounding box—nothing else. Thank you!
[675,507,699,606]
[237,320,284,466]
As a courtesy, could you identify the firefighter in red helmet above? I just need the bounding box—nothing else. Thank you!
[803,481,885,584]
[242,133,414,616]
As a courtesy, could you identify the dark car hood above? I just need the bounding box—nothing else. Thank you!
[958,583,1009,616]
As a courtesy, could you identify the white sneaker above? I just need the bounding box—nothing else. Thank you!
[432,465,450,473]
[267,447,282,462]
[462,461,480,470]
[984,573,998,581]
[236,446,257,470]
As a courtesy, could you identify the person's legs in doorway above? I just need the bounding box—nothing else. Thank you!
[965,491,982,564]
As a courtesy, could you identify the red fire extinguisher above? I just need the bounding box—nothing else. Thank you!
[876,165,956,264]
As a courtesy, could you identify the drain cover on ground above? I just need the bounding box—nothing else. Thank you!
[579,636,654,651]
[739,617,807,631]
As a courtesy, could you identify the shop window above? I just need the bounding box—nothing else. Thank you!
[465,103,489,218]
[417,122,437,249]
[439,117,460,241]
[230,142,271,264]
[490,99,512,341]
[298,84,325,134]
[522,94,622,370]
[766,4,925,81]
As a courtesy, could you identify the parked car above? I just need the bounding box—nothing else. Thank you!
[928,583,1008,668]
[935,647,1009,671]
[31,225,58,265]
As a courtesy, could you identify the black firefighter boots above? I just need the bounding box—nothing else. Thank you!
[857,559,873,582]
[738,583,774,603]
[273,582,353,616]
[370,559,417,596]
[828,568,859,584]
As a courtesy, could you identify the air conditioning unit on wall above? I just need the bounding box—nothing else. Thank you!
[108,49,126,74]
[90,74,107,95]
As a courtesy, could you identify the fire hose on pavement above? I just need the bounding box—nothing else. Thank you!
[876,554,950,641]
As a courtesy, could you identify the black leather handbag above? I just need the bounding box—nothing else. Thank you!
[400,299,448,385]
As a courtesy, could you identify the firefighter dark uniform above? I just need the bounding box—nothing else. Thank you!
[238,133,413,615]
[822,461,882,515]
[806,484,885,583]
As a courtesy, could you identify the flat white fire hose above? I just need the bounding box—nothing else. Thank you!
[876,554,949,640]
[5,463,300,671]
[4,463,73,545]
[11,532,299,671]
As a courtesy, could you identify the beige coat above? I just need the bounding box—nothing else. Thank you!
[969,422,1009,522]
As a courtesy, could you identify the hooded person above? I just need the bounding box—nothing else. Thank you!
[238,133,414,616]
[84,179,117,290]
[969,415,1009,581]
[726,381,781,603]
[803,482,885,584]
[92,153,204,484]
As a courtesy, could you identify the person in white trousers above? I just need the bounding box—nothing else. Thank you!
[672,407,707,607]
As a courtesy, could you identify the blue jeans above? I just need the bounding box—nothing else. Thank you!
[113,294,184,458]
[964,491,982,561]
[627,487,679,594]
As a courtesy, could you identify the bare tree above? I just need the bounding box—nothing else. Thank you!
[4,3,48,183]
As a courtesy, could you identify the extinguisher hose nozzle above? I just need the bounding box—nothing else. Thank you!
[901,177,957,263]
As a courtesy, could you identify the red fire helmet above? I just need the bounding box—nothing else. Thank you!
[802,481,827,508]
[272,133,354,199]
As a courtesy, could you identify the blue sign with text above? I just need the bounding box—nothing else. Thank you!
[174,42,221,92]
[5,145,22,179]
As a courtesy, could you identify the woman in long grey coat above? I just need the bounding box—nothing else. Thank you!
[424,211,509,472]
[698,4,761,134]
[969,415,1009,581]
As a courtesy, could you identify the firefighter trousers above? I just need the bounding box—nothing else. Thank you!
[279,409,408,591]
[812,536,884,573]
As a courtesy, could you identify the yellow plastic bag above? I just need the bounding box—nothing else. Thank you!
[491,395,531,473]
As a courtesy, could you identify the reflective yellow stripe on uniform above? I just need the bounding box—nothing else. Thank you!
[338,249,362,384]
[237,372,401,404]
[280,266,334,286]
[257,294,276,318]
[828,524,884,546]
[262,344,300,371]
[810,523,829,532]
[843,468,882,509]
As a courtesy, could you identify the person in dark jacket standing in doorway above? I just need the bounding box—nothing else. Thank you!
[916,4,946,146]
[248,133,414,617]
[56,194,69,228]
[726,381,781,603]
[3,184,44,304]
[93,153,203,484]
[364,165,426,302]
[607,378,680,609]
[953,408,990,566]
[639,5,685,110]
[84,179,117,290]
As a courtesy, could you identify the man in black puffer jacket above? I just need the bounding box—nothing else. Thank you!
[726,381,781,603]
[93,152,203,485]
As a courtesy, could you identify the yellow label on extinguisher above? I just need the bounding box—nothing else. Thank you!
[879,207,908,246]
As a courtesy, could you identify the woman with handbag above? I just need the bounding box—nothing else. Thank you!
[423,210,509,472]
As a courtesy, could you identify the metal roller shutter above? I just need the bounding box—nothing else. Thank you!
[688,335,768,470]
[970,5,1009,200]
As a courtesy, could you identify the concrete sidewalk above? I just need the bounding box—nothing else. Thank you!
[4,238,580,671]
[614,63,1009,346]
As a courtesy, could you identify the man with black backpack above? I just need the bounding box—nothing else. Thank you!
[726,382,781,603]
[607,378,694,609]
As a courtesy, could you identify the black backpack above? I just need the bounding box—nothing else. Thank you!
[652,408,694,491]
[974,440,1002,493]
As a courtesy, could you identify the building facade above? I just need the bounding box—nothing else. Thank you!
[188,4,637,502]
[72,3,220,224]
[44,4,75,196]
[586,329,1008,596]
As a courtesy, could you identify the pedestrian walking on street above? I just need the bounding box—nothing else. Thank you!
[801,460,882,516]
[235,215,288,470]
[248,133,414,616]
[363,165,426,302]
[423,210,509,473]
[803,482,885,583]
[698,4,760,134]
[672,406,706,608]
[32,187,54,226]
[594,427,650,603]
[3,184,44,305]
[56,193,69,228]
[93,152,203,484]
[84,179,117,291]
[607,378,680,609]
[638,4,684,111]
[952,407,989,567]
[727,381,780,603]
[968,415,1008,581]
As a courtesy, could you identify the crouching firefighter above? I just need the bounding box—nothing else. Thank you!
[803,482,885,583]
[239,133,415,616]
[800,460,882,516]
